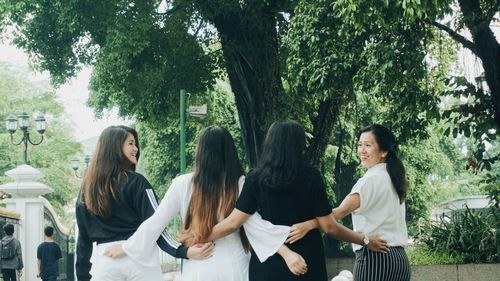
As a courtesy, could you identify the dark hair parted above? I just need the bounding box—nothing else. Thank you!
[184,126,249,251]
[359,124,408,203]
[254,120,306,190]
[81,125,140,217]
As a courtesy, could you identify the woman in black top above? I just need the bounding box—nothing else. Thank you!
[200,120,388,281]
[75,126,212,281]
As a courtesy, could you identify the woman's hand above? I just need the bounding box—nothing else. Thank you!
[187,242,215,260]
[178,229,197,247]
[367,234,389,253]
[103,244,126,259]
[277,245,308,276]
[285,219,317,244]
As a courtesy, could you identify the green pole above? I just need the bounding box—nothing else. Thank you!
[179,89,186,271]
[180,89,186,174]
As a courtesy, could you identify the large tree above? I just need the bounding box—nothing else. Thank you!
[334,0,499,126]
[431,0,500,127]
[0,0,442,169]
[1,0,290,166]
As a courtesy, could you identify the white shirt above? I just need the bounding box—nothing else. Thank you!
[349,163,409,251]
[122,173,290,267]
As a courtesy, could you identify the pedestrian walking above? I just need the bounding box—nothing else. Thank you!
[1,223,23,281]
[37,226,62,281]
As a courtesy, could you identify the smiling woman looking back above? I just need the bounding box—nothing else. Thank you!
[75,126,198,281]
[332,124,411,281]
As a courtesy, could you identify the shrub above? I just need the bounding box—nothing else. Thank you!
[420,204,498,263]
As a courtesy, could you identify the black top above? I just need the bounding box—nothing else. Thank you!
[37,241,62,279]
[75,171,188,281]
[236,165,332,281]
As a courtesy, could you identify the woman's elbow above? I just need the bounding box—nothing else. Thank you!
[322,223,340,237]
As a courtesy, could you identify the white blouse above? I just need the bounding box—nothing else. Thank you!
[349,163,409,251]
[122,173,290,266]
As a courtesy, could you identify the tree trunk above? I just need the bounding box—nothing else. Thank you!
[334,129,344,198]
[196,5,284,167]
[458,0,500,127]
[305,97,342,169]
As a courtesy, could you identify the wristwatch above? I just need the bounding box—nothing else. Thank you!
[363,235,370,246]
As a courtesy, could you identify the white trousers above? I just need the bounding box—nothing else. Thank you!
[92,241,163,281]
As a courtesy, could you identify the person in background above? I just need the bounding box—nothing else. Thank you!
[37,226,62,281]
[189,120,388,281]
[1,223,23,281]
[75,125,212,281]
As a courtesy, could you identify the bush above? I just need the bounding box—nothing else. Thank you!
[420,204,499,263]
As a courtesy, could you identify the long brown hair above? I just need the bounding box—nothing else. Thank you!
[81,125,140,217]
[184,126,249,250]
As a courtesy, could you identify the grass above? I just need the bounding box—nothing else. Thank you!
[406,244,465,265]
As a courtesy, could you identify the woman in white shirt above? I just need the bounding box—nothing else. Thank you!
[103,126,308,280]
[333,124,410,281]
[289,124,410,281]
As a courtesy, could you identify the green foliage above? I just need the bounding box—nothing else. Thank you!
[483,172,500,208]
[285,0,441,143]
[334,0,454,24]
[420,205,499,263]
[440,76,498,172]
[2,0,217,124]
[398,125,493,236]
[406,244,464,265]
[0,61,82,218]
[332,0,499,170]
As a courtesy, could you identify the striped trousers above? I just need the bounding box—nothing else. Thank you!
[353,246,411,281]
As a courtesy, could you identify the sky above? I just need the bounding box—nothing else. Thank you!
[0,42,129,141]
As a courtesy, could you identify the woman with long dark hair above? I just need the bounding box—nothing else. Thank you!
[199,120,388,281]
[75,126,210,281]
[103,126,298,280]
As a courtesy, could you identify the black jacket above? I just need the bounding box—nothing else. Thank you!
[75,172,188,281]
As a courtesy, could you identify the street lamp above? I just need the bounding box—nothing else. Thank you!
[71,154,91,178]
[5,111,47,164]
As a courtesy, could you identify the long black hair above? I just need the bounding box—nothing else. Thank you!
[359,124,408,203]
[254,120,306,190]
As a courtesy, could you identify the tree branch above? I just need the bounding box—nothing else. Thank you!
[428,20,478,56]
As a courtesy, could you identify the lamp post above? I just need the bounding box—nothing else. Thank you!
[5,111,47,164]
[70,155,91,178]
[179,89,208,174]
[180,90,187,174]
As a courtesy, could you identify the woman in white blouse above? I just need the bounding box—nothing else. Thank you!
[333,124,410,281]
[290,124,410,281]
[103,126,308,280]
